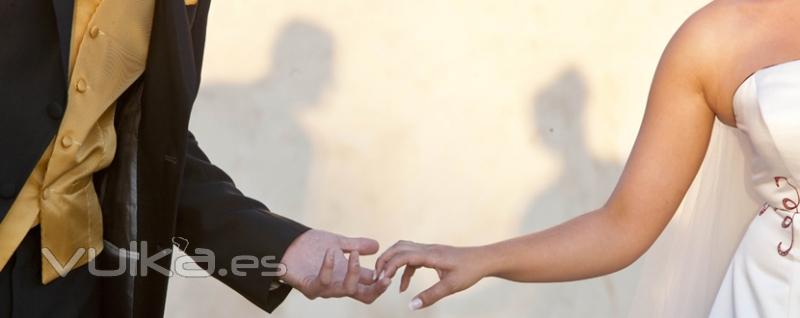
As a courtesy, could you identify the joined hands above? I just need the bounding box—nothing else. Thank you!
[281,231,485,310]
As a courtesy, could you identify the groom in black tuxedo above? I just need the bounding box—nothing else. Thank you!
[0,0,389,317]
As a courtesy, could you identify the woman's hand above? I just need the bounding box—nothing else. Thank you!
[374,241,492,310]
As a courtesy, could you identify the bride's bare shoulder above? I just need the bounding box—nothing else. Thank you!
[666,0,761,64]
[656,0,767,109]
[687,0,769,38]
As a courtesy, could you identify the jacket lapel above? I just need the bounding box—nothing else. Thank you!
[52,0,75,82]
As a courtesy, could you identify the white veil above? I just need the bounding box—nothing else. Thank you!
[627,119,761,317]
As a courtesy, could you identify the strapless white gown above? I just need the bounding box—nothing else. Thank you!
[709,60,800,317]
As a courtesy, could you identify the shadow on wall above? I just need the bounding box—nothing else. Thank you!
[446,67,630,318]
[523,66,622,232]
[520,66,628,316]
[200,20,334,221]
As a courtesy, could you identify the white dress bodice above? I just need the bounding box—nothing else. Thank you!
[734,61,800,215]
[709,60,800,317]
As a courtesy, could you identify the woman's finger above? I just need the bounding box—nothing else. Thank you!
[410,279,454,310]
[400,265,418,292]
[374,241,416,279]
[384,250,436,278]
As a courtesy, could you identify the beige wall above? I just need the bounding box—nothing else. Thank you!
[165,1,707,317]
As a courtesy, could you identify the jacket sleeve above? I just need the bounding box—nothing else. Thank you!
[175,132,310,313]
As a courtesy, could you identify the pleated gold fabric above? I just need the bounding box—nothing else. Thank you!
[0,0,154,284]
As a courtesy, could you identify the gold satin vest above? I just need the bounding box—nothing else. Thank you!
[0,0,155,284]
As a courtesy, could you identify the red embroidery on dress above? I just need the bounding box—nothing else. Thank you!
[758,202,769,216]
[760,176,800,256]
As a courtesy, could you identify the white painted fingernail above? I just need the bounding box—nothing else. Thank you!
[378,271,385,280]
[409,298,423,311]
[372,272,378,281]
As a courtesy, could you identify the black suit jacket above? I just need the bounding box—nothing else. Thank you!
[0,0,310,317]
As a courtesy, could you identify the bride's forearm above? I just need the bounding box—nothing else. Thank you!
[478,207,650,283]
[375,200,673,308]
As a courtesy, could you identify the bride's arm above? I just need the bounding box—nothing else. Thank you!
[376,10,726,310]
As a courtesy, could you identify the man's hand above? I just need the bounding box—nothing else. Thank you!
[280,229,392,303]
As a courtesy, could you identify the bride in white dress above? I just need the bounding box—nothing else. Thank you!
[368,1,800,316]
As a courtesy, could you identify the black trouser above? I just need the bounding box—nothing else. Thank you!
[0,226,100,318]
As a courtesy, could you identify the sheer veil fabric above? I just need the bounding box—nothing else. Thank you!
[627,120,761,317]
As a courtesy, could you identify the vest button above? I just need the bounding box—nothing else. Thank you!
[76,79,88,93]
[61,135,74,148]
[89,26,100,39]
[47,101,64,120]
[0,183,16,200]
